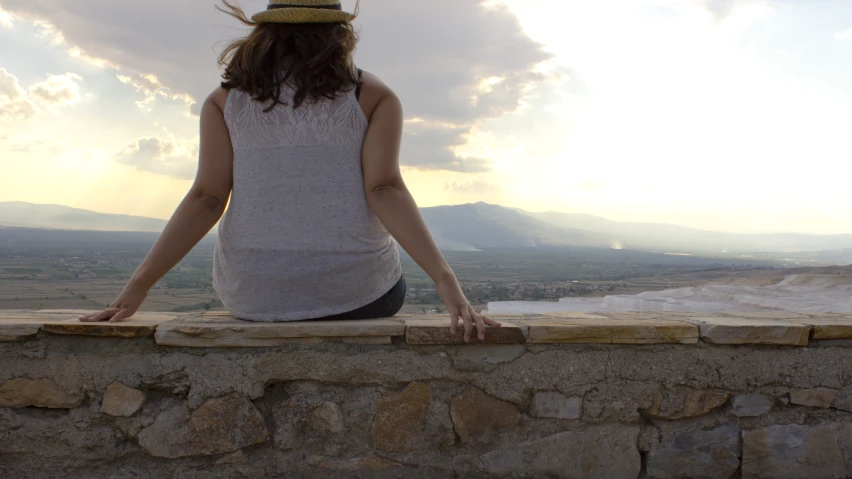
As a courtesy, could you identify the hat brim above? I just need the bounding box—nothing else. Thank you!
[252,8,355,24]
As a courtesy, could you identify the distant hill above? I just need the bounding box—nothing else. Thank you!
[526,209,852,254]
[0,202,167,232]
[420,203,609,250]
[2,201,851,255]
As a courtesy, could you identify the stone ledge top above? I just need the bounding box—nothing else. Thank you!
[0,310,850,347]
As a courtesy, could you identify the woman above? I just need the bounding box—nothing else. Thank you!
[80,0,500,342]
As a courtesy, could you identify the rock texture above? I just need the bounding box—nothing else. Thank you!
[41,315,177,338]
[481,425,641,479]
[404,318,526,345]
[692,317,810,346]
[0,323,41,342]
[834,387,852,413]
[524,317,698,344]
[137,393,269,458]
[530,391,583,419]
[731,394,775,417]
[2,309,852,478]
[790,388,838,408]
[0,378,82,408]
[647,426,741,479]
[100,382,145,417]
[646,387,729,419]
[156,318,404,347]
[450,386,520,443]
[742,424,847,479]
[369,382,433,452]
[807,318,852,339]
[310,401,344,434]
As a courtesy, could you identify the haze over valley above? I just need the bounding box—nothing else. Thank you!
[4,202,852,264]
[1,201,849,316]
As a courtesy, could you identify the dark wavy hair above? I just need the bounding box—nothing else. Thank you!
[216,0,360,111]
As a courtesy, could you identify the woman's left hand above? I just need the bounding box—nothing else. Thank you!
[79,285,149,323]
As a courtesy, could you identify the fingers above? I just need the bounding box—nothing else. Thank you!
[109,309,134,323]
[461,309,474,343]
[471,309,486,342]
[482,314,502,327]
[450,311,461,335]
[79,308,116,322]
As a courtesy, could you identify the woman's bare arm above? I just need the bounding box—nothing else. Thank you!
[80,88,234,322]
[359,74,500,341]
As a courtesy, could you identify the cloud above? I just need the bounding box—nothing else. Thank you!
[0,0,552,173]
[443,179,502,195]
[699,0,736,21]
[0,8,13,28]
[117,73,195,111]
[693,0,772,24]
[836,28,852,41]
[9,139,66,154]
[113,136,198,180]
[403,119,493,172]
[27,73,83,109]
[0,68,38,123]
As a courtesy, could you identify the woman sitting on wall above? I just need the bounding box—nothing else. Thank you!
[80,0,500,342]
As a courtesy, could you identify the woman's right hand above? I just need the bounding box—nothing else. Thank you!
[79,282,149,323]
[437,277,501,342]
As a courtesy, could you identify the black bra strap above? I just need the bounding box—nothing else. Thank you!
[355,68,363,101]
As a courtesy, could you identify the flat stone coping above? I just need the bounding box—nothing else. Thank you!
[0,310,850,347]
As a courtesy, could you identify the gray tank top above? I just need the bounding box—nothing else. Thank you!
[213,81,402,322]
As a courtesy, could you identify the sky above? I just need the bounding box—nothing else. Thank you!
[0,0,851,235]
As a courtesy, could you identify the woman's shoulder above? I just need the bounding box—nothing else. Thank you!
[206,86,231,113]
[357,71,401,121]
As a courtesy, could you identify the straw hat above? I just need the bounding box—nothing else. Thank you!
[252,0,357,24]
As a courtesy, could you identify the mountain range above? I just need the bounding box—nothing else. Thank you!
[2,201,851,255]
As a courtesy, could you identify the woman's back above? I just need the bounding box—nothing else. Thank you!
[213,85,402,321]
[82,0,498,344]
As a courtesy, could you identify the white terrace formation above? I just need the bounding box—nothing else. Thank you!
[488,271,852,315]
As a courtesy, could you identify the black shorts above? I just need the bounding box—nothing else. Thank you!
[334,275,407,320]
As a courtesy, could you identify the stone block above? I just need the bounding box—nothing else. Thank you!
[691,317,810,346]
[731,394,775,417]
[790,387,838,408]
[481,425,640,479]
[215,450,247,465]
[646,387,729,419]
[41,314,178,338]
[0,324,40,342]
[404,318,526,345]
[0,378,82,408]
[530,391,582,419]
[307,455,404,471]
[524,316,698,344]
[155,318,404,347]
[834,387,852,413]
[721,311,809,320]
[742,424,847,479]
[370,382,432,452]
[450,386,519,443]
[137,393,269,458]
[448,344,526,372]
[807,317,852,339]
[310,401,344,434]
[100,382,145,417]
[0,311,177,338]
[647,425,741,479]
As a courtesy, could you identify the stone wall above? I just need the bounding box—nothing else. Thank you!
[1,309,852,478]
